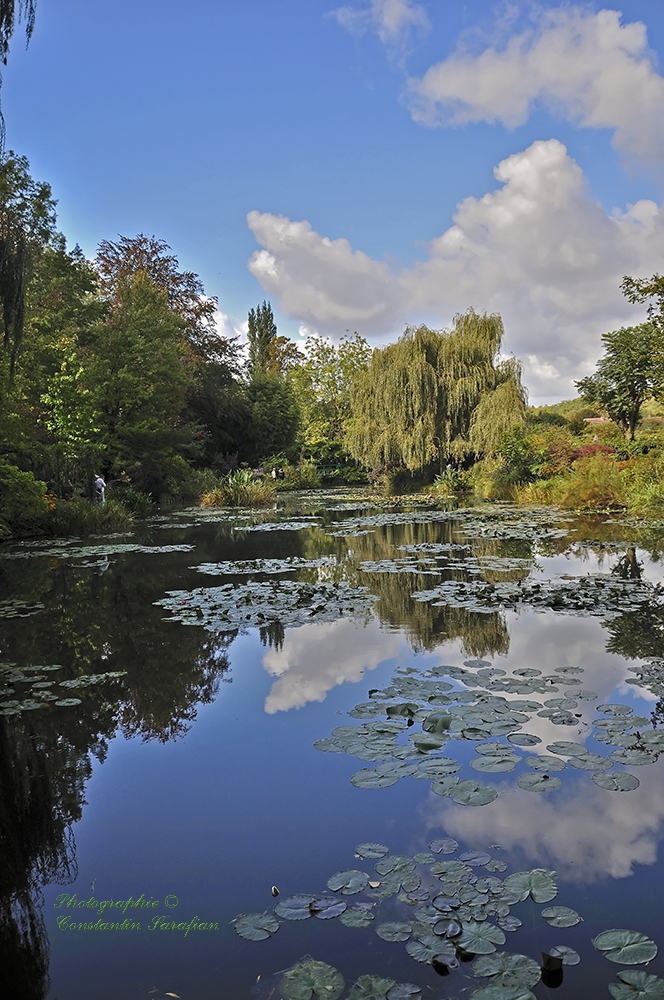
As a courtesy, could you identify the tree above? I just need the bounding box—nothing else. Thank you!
[345,309,526,472]
[291,333,371,462]
[575,323,664,440]
[243,374,300,464]
[247,300,301,378]
[621,273,664,331]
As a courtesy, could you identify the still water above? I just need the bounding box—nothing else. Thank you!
[3,491,664,1000]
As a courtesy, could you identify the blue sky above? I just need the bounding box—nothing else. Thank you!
[5,0,664,402]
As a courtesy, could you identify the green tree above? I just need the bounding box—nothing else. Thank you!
[575,323,663,440]
[247,300,301,378]
[244,374,300,464]
[345,309,526,473]
[291,333,371,462]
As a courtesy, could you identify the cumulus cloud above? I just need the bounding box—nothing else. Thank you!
[261,619,405,714]
[213,307,247,342]
[248,139,664,400]
[406,6,664,163]
[331,0,430,55]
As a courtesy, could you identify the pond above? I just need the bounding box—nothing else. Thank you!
[3,489,664,1000]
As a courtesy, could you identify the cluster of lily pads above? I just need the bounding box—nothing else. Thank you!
[314,658,658,802]
[0,597,45,619]
[156,579,376,634]
[325,506,571,542]
[0,539,195,564]
[236,839,662,999]
[191,556,337,576]
[0,662,127,715]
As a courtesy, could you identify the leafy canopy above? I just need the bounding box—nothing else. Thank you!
[345,310,526,472]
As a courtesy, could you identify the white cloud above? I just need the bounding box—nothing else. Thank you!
[406,6,664,163]
[261,618,406,713]
[248,139,663,401]
[331,0,430,54]
[213,307,247,342]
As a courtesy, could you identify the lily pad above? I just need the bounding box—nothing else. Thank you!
[541,906,581,927]
[473,952,541,988]
[594,929,658,964]
[504,870,557,903]
[340,907,375,928]
[54,699,83,707]
[609,750,657,766]
[471,756,519,773]
[456,920,506,955]
[449,779,498,806]
[609,971,664,999]
[377,921,412,942]
[460,851,491,867]
[280,960,345,1000]
[351,770,399,789]
[592,772,640,792]
[549,944,580,965]
[469,986,536,1000]
[525,755,566,772]
[385,986,421,1000]
[546,741,588,756]
[406,932,456,963]
[348,976,397,1000]
[356,842,389,859]
[327,870,370,895]
[429,837,458,854]
[516,773,562,793]
[274,895,314,920]
[311,896,347,919]
[508,733,541,746]
[233,911,280,940]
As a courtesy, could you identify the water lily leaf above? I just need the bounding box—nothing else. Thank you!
[413,852,435,864]
[597,704,633,716]
[377,921,412,942]
[385,986,421,1000]
[457,920,506,955]
[311,896,348,919]
[347,976,397,999]
[568,753,613,771]
[546,741,588,756]
[548,944,580,965]
[233,912,280,940]
[526,755,566,772]
[475,742,510,756]
[375,855,414,875]
[54,699,83,707]
[449,779,498,806]
[406,932,455,963]
[469,987,536,1000]
[413,905,441,926]
[351,770,399,789]
[460,851,491,867]
[610,750,657,766]
[516,773,562,793]
[356,842,389,859]
[340,907,375,928]
[541,906,581,927]
[429,837,458,854]
[497,915,522,932]
[504,870,557,903]
[422,710,452,733]
[280,960,345,1000]
[327,870,370,895]
[473,952,541,988]
[609,971,664,999]
[594,930,658,965]
[415,758,461,779]
[508,733,541,746]
[471,756,519,773]
[274,895,314,920]
[592,772,640,792]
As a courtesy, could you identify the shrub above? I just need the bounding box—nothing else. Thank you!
[109,486,153,518]
[433,467,472,498]
[274,462,321,491]
[0,462,49,538]
[43,498,135,535]
[516,455,625,509]
[201,470,276,508]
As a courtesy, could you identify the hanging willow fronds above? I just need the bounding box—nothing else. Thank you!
[0,2,37,149]
[346,309,526,471]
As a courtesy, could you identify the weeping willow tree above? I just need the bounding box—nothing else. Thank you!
[346,309,526,471]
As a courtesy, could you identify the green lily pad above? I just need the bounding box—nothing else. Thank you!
[347,976,397,1000]
[429,837,458,854]
[609,971,664,999]
[592,772,640,792]
[497,915,522,932]
[274,894,314,920]
[568,753,613,771]
[385,986,421,1000]
[504,870,557,903]
[311,896,348,919]
[473,952,541,988]
[377,921,412,942]
[280,959,345,1000]
[549,945,580,965]
[449,779,498,806]
[516,773,562,792]
[609,750,657,766]
[469,985,536,1000]
[594,929,658,965]
[456,920,506,955]
[327,870,370,895]
[340,906,375,928]
[351,770,399,789]
[508,733,541,746]
[526,755,566,772]
[546,741,588,756]
[459,851,491,867]
[541,906,581,927]
[233,911,280,940]
[54,699,83,707]
[356,842,389,859]
[471,756,519,773]
[406,931,455,963]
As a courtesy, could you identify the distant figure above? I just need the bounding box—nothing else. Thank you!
[94,474,106,504]
[278,468,285,480]
[271,468,277,480]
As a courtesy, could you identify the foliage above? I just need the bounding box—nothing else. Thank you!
[433,467,472,498]
[270,461,321,490]
[517,455,625,509]
[576,324,664,440]
[292,333,371,462]
[244,374,300,464]
[0,460,47,536]
[200,470,276,508]
[247,300,301,378]
[496,428,547,486]
[41,497,134,535]
[107,486,153,517]
[346,310,526,473]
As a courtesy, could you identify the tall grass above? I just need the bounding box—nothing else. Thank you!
[201,470,276,508]
[43,498,135,535]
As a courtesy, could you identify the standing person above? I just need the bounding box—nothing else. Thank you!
[94,474,106,504]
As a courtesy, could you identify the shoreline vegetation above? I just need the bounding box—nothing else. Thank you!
[3,153,664,538]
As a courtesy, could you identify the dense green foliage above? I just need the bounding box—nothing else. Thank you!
[576,324,664,440]
[346,310,526,473]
